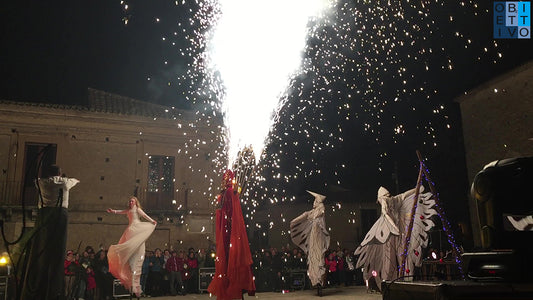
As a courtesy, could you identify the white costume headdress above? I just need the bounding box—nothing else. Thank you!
[307,190,326,207]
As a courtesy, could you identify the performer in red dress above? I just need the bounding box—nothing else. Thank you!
[208,170,256,300]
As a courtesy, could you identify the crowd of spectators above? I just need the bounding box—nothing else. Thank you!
[63,243,461,299]
[63,244,369,299]
[63,244,216,299]
[252,247,364,292]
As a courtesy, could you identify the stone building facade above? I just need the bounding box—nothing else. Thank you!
[0,88,223,254]
[456,60,533,246]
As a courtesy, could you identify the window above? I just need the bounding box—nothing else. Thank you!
[146,155,175,210]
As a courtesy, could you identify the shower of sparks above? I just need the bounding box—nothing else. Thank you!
[120,0,510,236]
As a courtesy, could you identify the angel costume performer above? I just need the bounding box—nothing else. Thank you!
[207,170,256,300]
[107,197,156,296]
[290,191,330,287]
[355,186,436,290]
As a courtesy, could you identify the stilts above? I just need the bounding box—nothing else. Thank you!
[316,284,323,297]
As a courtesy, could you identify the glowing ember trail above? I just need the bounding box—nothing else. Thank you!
[207,0,332,165]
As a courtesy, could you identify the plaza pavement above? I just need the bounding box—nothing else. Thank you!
[144,286,382,300]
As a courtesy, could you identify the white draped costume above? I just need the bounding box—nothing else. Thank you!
[108,207,156,295]
[355,186,436,290]
[290,191,330,286]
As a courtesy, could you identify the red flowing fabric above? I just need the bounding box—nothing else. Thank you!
[208,187,256,299]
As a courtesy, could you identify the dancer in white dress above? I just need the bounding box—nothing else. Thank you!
[107,197,157,297]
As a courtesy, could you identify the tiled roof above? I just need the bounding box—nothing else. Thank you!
[87,88,186,119]
[0,88,188,120]
[0,100,87,111]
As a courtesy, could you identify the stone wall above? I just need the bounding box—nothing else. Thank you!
[0,98,222,254]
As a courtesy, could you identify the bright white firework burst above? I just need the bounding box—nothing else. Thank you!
[207,0,333,166]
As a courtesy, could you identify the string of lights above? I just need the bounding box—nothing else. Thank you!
[419,159,465,278]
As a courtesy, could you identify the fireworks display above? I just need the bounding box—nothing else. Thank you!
[110,0,533,236]
[3,0,531,241]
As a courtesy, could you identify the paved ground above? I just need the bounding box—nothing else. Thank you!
[136,286,382,300]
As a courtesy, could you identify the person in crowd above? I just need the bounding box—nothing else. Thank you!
[93,250,113,300]
[204,248,216,268]
[295,251,307,270]
[165,251,185,296]
[337,249,346,286]
[74,249,93,299]
[326,251,339,286]
[344,249,355,286]
[148,248,165,296]
[263,251,274,292]
[160,249,171,295]
[251,251,263,291]
[197,248,206,268]
[107,197,157,297]
[163,249,171,264]
[186,251,199,294]
[85,246,96,264]
[64,250,80,299]
[86,265,96,300]
[270,248,283,292]
[141,250,153,296]
[72,251,87,300]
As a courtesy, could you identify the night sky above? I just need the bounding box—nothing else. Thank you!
[2,1,532,234]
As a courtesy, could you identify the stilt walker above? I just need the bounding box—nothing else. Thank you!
[290,190,330,297]
[354,159,437,291]
[207,169,256,300]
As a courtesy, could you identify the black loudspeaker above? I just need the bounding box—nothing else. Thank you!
[290,271,306,290]
[113,279,130,298]
[199,267,215,292]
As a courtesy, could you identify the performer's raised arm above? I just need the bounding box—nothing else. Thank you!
[106,208,127,214]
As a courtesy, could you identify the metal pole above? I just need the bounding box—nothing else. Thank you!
[399,151,424,277]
